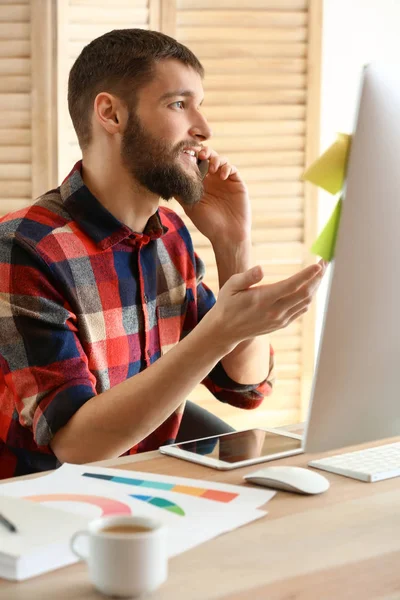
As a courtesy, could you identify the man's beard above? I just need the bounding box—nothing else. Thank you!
[121,112,204,206]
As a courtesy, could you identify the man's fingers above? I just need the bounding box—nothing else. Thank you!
[209,155,229,174]
[227,265,264,293]
[197,147,238,180]
[318,258,329,269]
[271,267,324,321]
[272,263,322,300]
[198,146,211,160]
[282,267,324,308]
[284,306,309,328]
[220,163,234,180]
[284,295,312,322]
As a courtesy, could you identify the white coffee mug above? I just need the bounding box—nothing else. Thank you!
[70,515,168,598]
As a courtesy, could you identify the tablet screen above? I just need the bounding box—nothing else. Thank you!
[174,429,302,464]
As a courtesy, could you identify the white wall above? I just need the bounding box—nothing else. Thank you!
[315,0,400,346]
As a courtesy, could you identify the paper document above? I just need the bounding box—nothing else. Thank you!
[0,463,275,579]
[0,495,90,581]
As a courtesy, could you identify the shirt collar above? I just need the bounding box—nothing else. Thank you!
[60,161,168,250]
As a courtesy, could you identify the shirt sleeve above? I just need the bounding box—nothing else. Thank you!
[0,233,97,447]
[193,253,275,409]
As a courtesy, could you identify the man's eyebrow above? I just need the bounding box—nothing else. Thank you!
[159,90,204,105]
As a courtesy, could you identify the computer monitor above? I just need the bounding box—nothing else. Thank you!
[304,62,400,453]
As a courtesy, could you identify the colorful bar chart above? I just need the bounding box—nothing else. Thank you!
[82,472,238,503]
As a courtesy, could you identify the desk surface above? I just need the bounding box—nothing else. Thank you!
[2,433,400,600]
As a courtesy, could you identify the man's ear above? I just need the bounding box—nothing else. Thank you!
[93,92,127,136]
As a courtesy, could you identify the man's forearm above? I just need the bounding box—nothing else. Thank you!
[213,237,271,385]
[50,310,230,465]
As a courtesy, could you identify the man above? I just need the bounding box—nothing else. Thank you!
[0,29,325,479]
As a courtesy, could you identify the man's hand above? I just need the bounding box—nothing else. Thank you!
[207,260,327,351]
[179,146,251,245]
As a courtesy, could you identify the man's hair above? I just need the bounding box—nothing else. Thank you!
[68,28,204,149]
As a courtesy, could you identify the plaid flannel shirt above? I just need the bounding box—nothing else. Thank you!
[0,162,274,479]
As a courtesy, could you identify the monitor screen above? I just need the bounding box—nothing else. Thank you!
[304,62,400,453]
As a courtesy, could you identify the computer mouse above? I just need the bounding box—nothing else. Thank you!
[243,465,330,495]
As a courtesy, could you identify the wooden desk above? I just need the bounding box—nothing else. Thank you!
[2,436,400,600]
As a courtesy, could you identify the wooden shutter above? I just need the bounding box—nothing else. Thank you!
[57,0,151,179]
[0,0,31,215]
[162,0,321,429]
[0,0,56,212]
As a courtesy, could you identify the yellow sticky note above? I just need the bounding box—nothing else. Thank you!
[311,198,342,262]
[303,133,351,195]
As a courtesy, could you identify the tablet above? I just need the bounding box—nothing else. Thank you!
[159,428,303,470]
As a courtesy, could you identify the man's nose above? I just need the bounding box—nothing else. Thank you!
[189,114,212,142]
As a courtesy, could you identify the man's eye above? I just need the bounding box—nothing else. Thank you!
[171,101,185,109]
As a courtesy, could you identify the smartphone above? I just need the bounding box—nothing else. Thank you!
[159,428,303,470]
[197,158,209,180]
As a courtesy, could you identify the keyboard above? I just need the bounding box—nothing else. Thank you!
[308,441,400,482]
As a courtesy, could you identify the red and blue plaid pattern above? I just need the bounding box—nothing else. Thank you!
[0,162,274,479]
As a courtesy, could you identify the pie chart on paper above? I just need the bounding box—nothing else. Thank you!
[23,493,185,517]
[23,494,132,518]
[130,494,185,516]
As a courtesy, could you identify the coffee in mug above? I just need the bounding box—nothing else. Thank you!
[100,524,151,535]
[70,515,168,598]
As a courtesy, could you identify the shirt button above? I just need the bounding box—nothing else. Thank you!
[143,294,148,303]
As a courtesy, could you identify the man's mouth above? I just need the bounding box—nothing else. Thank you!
[182,149,197,159]
[180,149,198,168]
[183,149,196,158]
